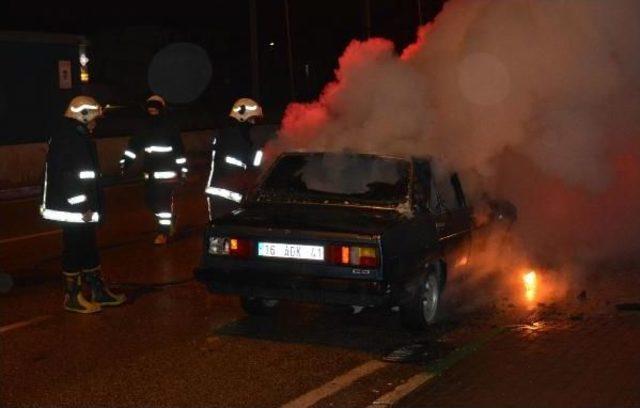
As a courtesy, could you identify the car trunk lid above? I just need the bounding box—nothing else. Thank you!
[215,202,401,237]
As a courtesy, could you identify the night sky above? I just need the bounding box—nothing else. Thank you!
[3,1,445,125]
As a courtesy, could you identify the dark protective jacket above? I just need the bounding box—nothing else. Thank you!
[40,118,104,224]
[120,115,187,182]
[205,121,263,203]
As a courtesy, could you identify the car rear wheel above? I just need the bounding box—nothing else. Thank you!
[400,265,442,330]
[240,296,280,316]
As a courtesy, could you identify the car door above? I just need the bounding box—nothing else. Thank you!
[410,159,442,257]
[429,169,472,266]
[384,159,440,284]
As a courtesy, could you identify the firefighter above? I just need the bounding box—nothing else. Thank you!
[40,96,126,313]
[205,98,264,220]
[119,95,187,245]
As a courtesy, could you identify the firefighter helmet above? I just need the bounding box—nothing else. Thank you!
[65,96,102,124]
[146,94,166,112]
[229,98,263,122]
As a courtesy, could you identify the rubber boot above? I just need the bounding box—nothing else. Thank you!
[154,217,175,245]
[63,271,101,314]
[154,215,172,245]
[83,267,126,306]
[154,233,168,245]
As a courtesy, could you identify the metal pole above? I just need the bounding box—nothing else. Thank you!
[249,0,260,99]
[364,0,372,38]
[284,0,296,100]
[417,0,423,25]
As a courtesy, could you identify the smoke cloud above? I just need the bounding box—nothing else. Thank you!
[274,0,640,269]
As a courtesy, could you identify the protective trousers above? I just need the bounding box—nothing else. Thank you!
[62,224,100,272]
[145,181,175,233]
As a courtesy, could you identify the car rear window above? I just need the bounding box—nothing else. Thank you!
[258,153,410,206]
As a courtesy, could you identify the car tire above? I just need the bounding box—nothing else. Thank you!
[400,264,442,331]
[240,296,280,316]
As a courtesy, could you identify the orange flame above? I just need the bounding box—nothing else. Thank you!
[456,256,469,267]
[523,270,537,303]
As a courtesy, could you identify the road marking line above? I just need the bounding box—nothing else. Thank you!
[0,230,60,245]
[281,360,389,408]
[367,372,435,408]
[0,315,52,334]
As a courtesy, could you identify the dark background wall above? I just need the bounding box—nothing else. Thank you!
[0,34,84,144]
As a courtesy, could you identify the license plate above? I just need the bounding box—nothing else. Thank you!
[258,242,324,261]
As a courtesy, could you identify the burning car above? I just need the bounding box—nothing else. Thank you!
[196,152,476,330]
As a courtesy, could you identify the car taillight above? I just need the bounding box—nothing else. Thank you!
[329,245,379,268]
[229,238,252,258]
[209,237,252,258]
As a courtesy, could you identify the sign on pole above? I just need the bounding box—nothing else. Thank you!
[58,60,72,89]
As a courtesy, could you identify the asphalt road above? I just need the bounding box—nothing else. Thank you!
[2,173,640,408]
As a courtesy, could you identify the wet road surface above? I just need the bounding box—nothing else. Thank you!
[2,174,640,407]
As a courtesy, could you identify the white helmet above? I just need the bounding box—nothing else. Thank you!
[229,98,263,122]
[64,96,102,124]
[146,94,167,112]
[146,94,166,107]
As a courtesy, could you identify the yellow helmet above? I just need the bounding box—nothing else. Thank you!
[65,96,102,124]
[229,98,263,122]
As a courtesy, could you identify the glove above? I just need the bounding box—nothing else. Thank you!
[82,210,95,223]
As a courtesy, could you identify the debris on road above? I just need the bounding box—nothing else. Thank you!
[383,344,430,363]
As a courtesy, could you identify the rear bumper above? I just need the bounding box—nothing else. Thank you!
[195,257,389,306]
